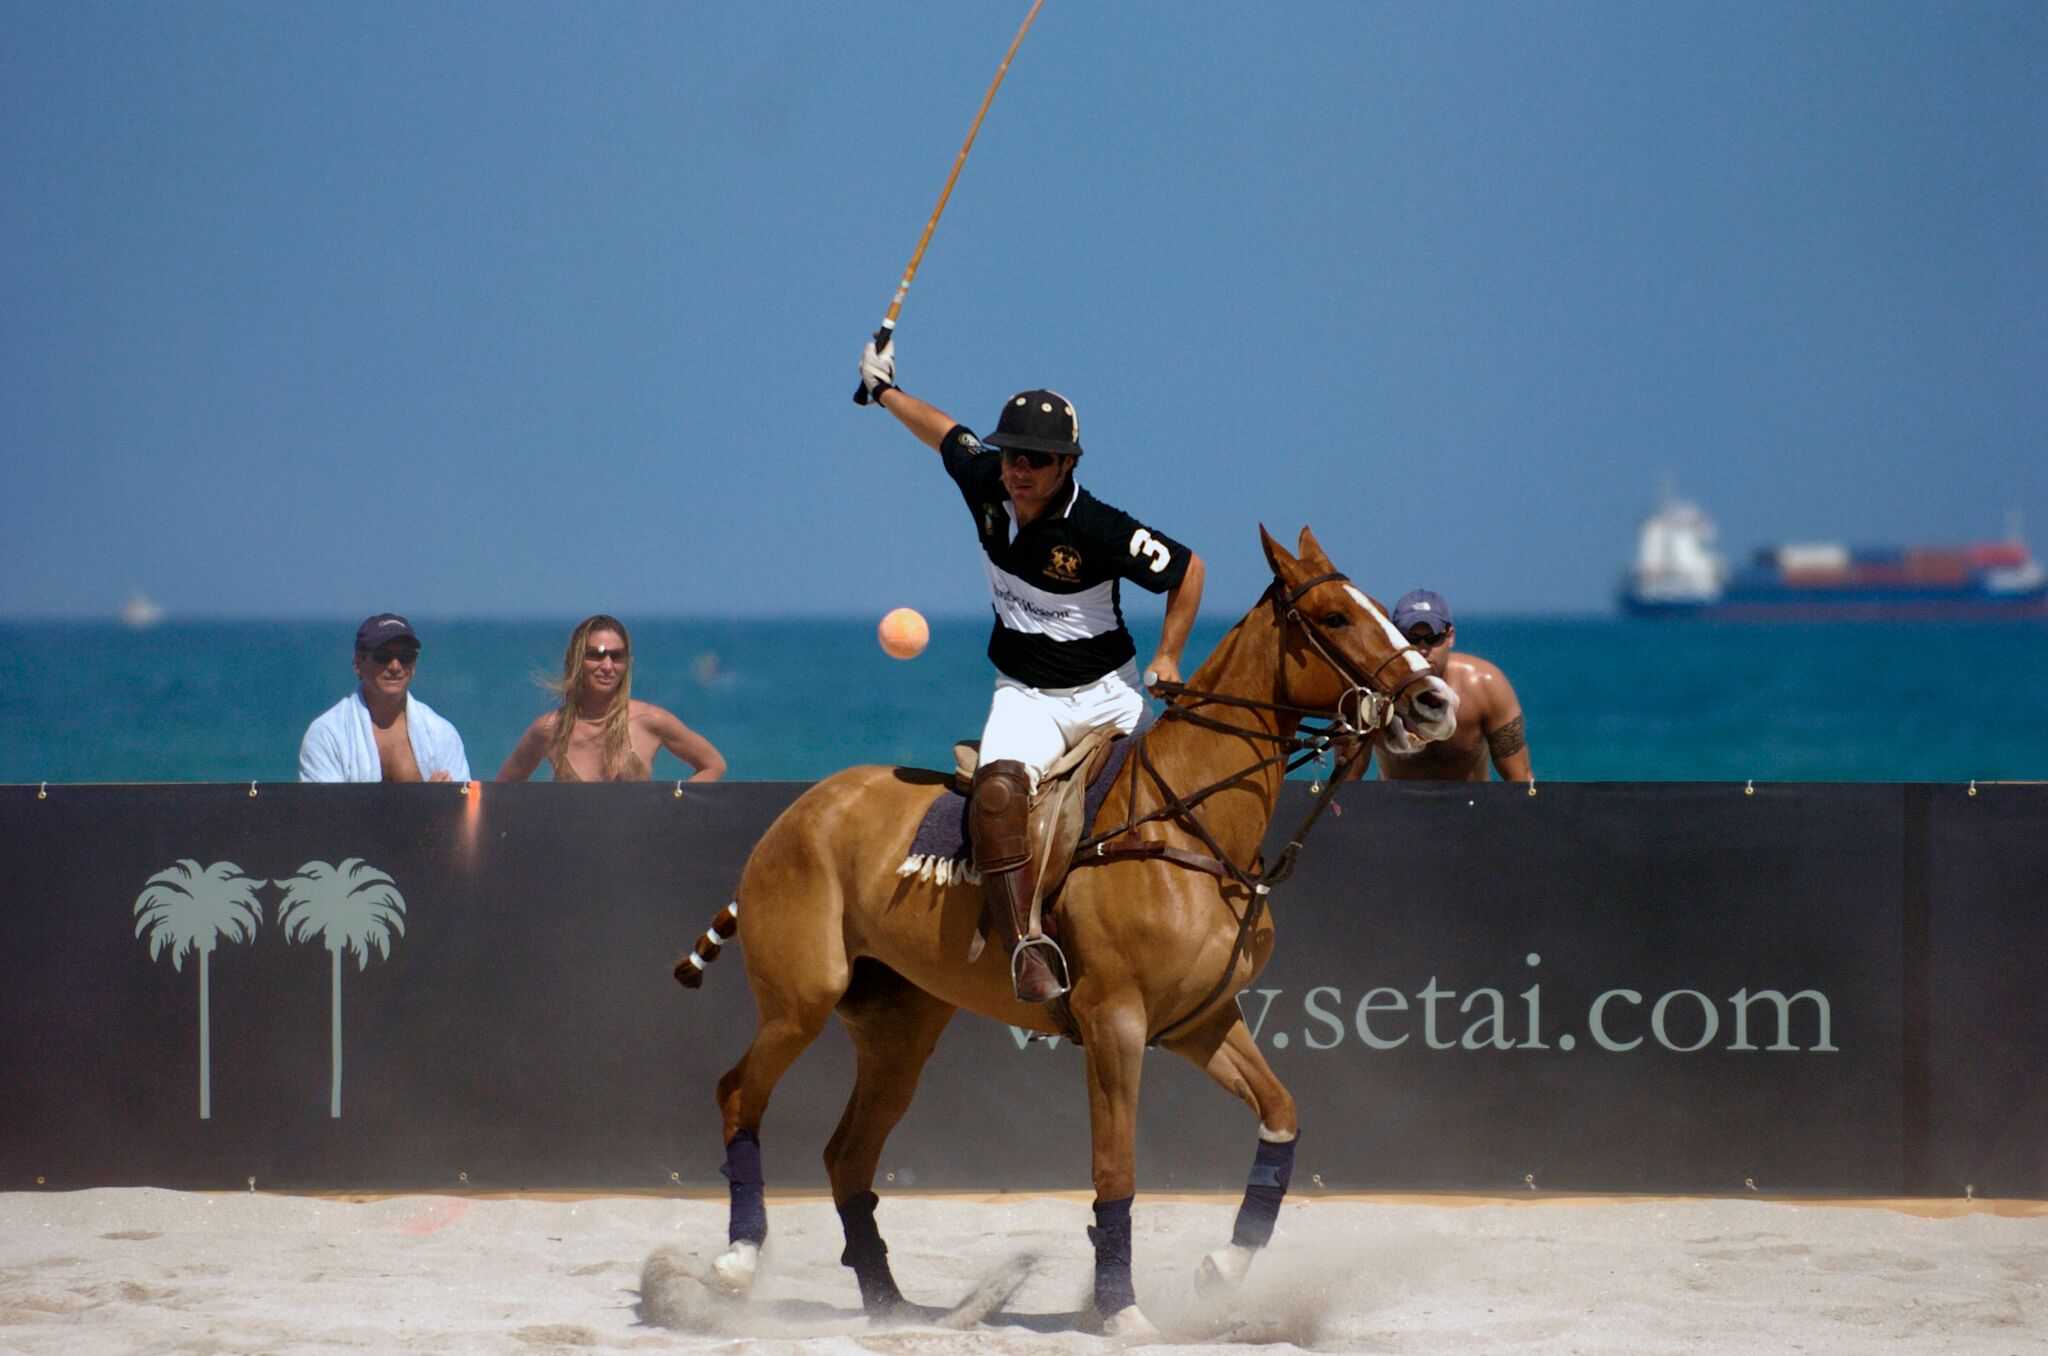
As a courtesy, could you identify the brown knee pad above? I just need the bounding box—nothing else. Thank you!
[968,760,1032,875]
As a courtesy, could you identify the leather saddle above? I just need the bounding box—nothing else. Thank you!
[953,725,1125,959]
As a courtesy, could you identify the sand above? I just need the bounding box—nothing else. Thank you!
[1,1189,2041,1354]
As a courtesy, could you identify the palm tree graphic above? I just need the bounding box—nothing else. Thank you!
[133,860,265,1121]
[274,858,407,1119]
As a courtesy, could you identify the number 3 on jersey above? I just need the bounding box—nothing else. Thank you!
[1128,528,1172,575]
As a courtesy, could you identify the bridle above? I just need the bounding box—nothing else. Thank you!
[1267,569,1437,737]
[1068,566,1433,1043]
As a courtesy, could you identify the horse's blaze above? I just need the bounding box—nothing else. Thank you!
[1344,584,1431,683]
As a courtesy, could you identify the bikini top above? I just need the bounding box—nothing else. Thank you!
[551,748,652,782]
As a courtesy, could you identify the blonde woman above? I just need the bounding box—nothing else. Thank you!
[497,615,727,782]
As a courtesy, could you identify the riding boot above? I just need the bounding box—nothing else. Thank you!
[969,759,1066,1004]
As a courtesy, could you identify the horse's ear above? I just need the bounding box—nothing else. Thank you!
[1296,525,1332,569]
[1260,524,1298,578]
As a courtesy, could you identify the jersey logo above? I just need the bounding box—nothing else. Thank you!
[1128,528,1172,574]
[1045,545,1082,582]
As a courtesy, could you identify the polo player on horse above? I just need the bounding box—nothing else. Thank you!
[860,338,1206,1003]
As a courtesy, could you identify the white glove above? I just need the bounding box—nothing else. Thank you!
[859,337,897,403]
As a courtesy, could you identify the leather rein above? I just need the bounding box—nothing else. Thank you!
[1069,569,1430,1043]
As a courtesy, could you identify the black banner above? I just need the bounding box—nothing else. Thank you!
[1,780,2038,1197]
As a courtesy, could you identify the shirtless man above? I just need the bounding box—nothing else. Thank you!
[1365,590,1530,783]
[299,614,471,783]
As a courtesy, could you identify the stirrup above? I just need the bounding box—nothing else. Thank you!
[1011,935,1070,1001]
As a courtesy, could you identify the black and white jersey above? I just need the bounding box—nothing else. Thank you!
[941,425,1193,689]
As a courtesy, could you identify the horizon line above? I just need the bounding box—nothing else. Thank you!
[0,608,1616,626]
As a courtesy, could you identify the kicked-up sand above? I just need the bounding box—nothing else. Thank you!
[0,1188,2041,1354]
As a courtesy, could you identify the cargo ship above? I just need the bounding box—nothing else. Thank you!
[1620,494,2048,620]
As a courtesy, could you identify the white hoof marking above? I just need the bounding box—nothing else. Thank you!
[1196,1242,1256,1295]
[711,1240,759,1296]
[1102,1304,1162,1343]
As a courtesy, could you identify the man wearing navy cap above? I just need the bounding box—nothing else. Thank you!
[860,338,1205,1003]
[1365,589,1530,783]
[299,613,471,783]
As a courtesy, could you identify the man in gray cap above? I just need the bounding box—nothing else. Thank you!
[1365,589,1530,783]
[299,613,471,783]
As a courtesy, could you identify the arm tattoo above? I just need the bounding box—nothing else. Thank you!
[1486,715,1526,761]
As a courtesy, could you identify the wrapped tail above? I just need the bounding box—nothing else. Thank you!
[673,900,740,989]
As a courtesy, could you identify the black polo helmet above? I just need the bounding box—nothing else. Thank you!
[983,389,1083,458]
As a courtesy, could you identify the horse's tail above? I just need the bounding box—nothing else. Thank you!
[673,899,740,990]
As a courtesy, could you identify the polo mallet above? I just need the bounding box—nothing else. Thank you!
[853,0,1045,404]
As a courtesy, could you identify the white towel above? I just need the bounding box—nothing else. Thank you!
[299,689,470,783]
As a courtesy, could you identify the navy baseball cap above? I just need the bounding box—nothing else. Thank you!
[355,613,419,651]
[1391,590,1453,638]
[984,389,1083,458]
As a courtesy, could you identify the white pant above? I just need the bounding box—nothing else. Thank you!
[979,662,1147,787]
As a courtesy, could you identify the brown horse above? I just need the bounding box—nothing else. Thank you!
[673,525,1457,1336]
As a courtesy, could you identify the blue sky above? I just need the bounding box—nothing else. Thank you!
[3,2,2042,620]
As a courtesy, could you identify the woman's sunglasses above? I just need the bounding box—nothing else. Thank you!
[584,646,629,664]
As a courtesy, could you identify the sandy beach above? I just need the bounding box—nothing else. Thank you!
[1,1188,2041,1354]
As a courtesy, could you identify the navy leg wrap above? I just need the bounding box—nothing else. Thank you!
[835,1191,905,1312]
[1087,1196,1136,1315]
[721,1129,767,1246]
[1230,1135,1296,1249]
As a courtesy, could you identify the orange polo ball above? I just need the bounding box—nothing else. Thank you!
[878,607,929,660]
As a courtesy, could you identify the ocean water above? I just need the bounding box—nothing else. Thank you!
[2,615,2045,785]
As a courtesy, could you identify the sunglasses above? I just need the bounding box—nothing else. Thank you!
[998,447,1059,471]
[365,647,418,667]
[1406,629,1449,649]
[583,645,629,664]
